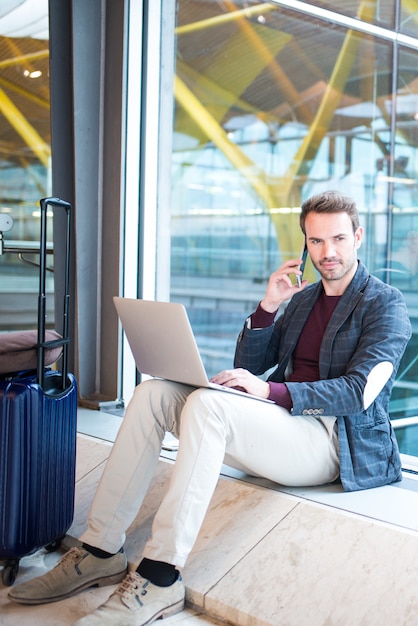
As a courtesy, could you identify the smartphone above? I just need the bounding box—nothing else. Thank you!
[296,241,308,288]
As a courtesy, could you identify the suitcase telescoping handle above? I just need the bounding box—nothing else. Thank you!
[38,197,72,392]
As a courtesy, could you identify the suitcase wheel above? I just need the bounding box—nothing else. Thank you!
[2,560,19,586]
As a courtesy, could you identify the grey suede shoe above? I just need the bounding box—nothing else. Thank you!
[73,571,185,625]
[7,546,128,605]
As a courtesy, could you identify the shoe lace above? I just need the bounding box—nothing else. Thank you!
[116,571,143,597]
[56,546,84,567]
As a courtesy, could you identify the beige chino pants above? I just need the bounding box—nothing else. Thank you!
[80,378,339,567]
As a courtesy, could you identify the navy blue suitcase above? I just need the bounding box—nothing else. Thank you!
[0,197,77,586]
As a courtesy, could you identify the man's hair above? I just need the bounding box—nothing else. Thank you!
[299,190,360,235]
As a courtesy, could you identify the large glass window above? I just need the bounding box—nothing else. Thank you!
[167,1,418,453]
[0,1,52,331]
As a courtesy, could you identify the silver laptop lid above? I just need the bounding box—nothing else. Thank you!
[113,297,210,388]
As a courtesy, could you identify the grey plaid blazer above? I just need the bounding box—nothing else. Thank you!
[234,261,412,491]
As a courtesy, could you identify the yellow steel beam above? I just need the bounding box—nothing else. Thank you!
[175,74,275,208]
[223,0,313,126]
[175,75,309,266]
[280,0,376,205]
[176,59,272,123]
[201,23,289,109]
[174,21,289,212]
[176,21,290,139]
[218,0,311,261]
[175,29,309,259]
[175,3,276,35]
[0,86,50,166]
[257,0,378,265]
[0,49,49,70]
[0,75,49,109]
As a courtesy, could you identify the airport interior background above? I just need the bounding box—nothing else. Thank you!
[1,0,418,464]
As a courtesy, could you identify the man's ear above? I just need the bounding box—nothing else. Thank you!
[355,226,364,249]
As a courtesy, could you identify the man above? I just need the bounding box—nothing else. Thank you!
[9,191,411,625]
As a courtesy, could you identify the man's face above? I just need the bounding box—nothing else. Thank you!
[304,210,363,294]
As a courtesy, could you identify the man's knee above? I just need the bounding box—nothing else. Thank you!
[131,378,181,404]
[183,387,215,411]
[181,388,231,431]
[127,378,193,432]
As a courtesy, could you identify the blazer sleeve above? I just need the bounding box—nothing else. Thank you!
[234,312,287,377]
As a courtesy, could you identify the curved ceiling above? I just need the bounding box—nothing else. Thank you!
[0,0,48,39]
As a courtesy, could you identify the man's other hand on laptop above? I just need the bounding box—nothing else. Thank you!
[210,368,270,399]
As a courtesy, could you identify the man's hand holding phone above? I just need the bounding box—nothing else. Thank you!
[260,247,309,312]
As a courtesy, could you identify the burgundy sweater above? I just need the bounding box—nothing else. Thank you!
[251,292,341,410]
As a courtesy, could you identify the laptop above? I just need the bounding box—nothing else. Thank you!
[113,297,272,403]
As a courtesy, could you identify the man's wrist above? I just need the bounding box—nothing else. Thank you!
[260,299,280,313]
[251,303,277,328]
[267,381,293,411]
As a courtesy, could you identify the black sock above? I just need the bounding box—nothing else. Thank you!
[136,557,179,587]
[82,543,123,559]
